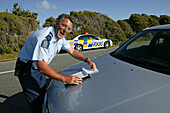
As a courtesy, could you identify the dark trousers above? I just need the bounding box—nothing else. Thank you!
[15,58,46,113]
[18,70,46,113]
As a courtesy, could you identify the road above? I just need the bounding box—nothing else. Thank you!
[0,47,117,113]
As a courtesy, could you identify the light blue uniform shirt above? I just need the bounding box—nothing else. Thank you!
[18,26,71,88]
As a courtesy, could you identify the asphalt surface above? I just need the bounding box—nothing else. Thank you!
[0,47,117,113]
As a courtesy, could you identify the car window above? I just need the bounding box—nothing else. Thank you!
[126,32,155,50]
[88,35,98,40]
[79,36,89,40]
[111,30,170,75]
[70,36,76,40]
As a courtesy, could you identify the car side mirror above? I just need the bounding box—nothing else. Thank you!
[119,42,124,47]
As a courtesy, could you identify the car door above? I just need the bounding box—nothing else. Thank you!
[78,35,89,49]
[88,35,103,48]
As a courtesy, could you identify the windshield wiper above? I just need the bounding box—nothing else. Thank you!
[111,53,170,75]
[112,53,149,66]
[139,59,170,74]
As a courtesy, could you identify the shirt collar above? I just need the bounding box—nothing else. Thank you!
[52,26,58,43]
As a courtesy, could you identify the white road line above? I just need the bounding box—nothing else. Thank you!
[0,60,16,64]
[0,70,15,75]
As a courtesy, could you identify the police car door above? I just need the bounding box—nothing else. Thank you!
[78,35,89,49]
[89,35,102,48]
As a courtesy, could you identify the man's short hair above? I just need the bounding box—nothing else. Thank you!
[57,14,74,26]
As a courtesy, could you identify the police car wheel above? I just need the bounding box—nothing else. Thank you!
[75,45,83,52]
[104,41,110,48]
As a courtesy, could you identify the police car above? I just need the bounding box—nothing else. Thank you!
[68,33,113,51]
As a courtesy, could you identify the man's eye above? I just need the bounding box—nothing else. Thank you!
[62,24,67,27]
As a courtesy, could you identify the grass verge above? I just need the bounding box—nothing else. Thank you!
[0,52,19,62]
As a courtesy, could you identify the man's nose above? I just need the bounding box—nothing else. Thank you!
[63,27,69,33]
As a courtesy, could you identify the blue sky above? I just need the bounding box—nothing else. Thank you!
[0,0,170,27]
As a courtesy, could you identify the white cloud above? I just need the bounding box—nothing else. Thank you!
[51,5,57,10]
[37,0,57,10]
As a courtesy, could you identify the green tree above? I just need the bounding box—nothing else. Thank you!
[0,2,40,54]
[142,14,159,27]
[128,14,159,33]
[69,11,126,44]
[128,14,148,33]
[12,3,38,20]
[117,20,135,39]
[0,12,39,54]
[42,16,56,27]
[150,15,159,20]
[159,15,170,25]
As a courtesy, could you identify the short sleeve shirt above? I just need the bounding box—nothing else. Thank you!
[19,26,70,65]
[18,26,70,88]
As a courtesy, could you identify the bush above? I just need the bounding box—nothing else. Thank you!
[0,12,39,54]
[5,47,13,54]
[0,45,13,54]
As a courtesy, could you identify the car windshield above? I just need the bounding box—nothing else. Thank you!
[110,29,170,75]
[70,36,76,40]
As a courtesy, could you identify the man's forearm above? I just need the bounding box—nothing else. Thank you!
[36,60,82,84]
[67,47,87,61]
[37,63,66,82]
[67,47,96,70]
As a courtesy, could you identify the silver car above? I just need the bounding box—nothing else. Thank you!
[43,24,170,113]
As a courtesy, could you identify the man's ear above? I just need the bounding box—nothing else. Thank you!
[54,20,58,27]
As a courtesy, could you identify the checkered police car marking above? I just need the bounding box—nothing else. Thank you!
[69,39,111,49]
[68,33,112,51]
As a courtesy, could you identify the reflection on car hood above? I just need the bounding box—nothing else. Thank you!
[46,55,170,113]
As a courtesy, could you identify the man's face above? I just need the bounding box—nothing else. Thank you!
[54,18,73,40]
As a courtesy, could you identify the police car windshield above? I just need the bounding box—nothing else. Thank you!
[69,34,99,40]
[70,36,76,40]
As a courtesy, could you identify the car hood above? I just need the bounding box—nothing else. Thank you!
[46,55,170,113]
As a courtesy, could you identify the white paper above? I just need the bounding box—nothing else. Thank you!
[81,67,99,75]
[64,67,99,84]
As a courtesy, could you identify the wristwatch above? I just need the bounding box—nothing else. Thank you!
[84,57,89,62]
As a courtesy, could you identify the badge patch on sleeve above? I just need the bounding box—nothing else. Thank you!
[41,32,53,49]
[41,39,49,49]
[46,32,53,41]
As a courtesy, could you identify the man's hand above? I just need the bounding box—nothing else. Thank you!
[64,75,83,84]
[86,60,96,71]
[67,47,97,70]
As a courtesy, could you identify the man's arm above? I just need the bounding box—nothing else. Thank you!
[36,60,82,84]
[66,47,96,70]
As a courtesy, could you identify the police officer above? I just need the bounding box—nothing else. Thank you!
[15,14,96,113]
